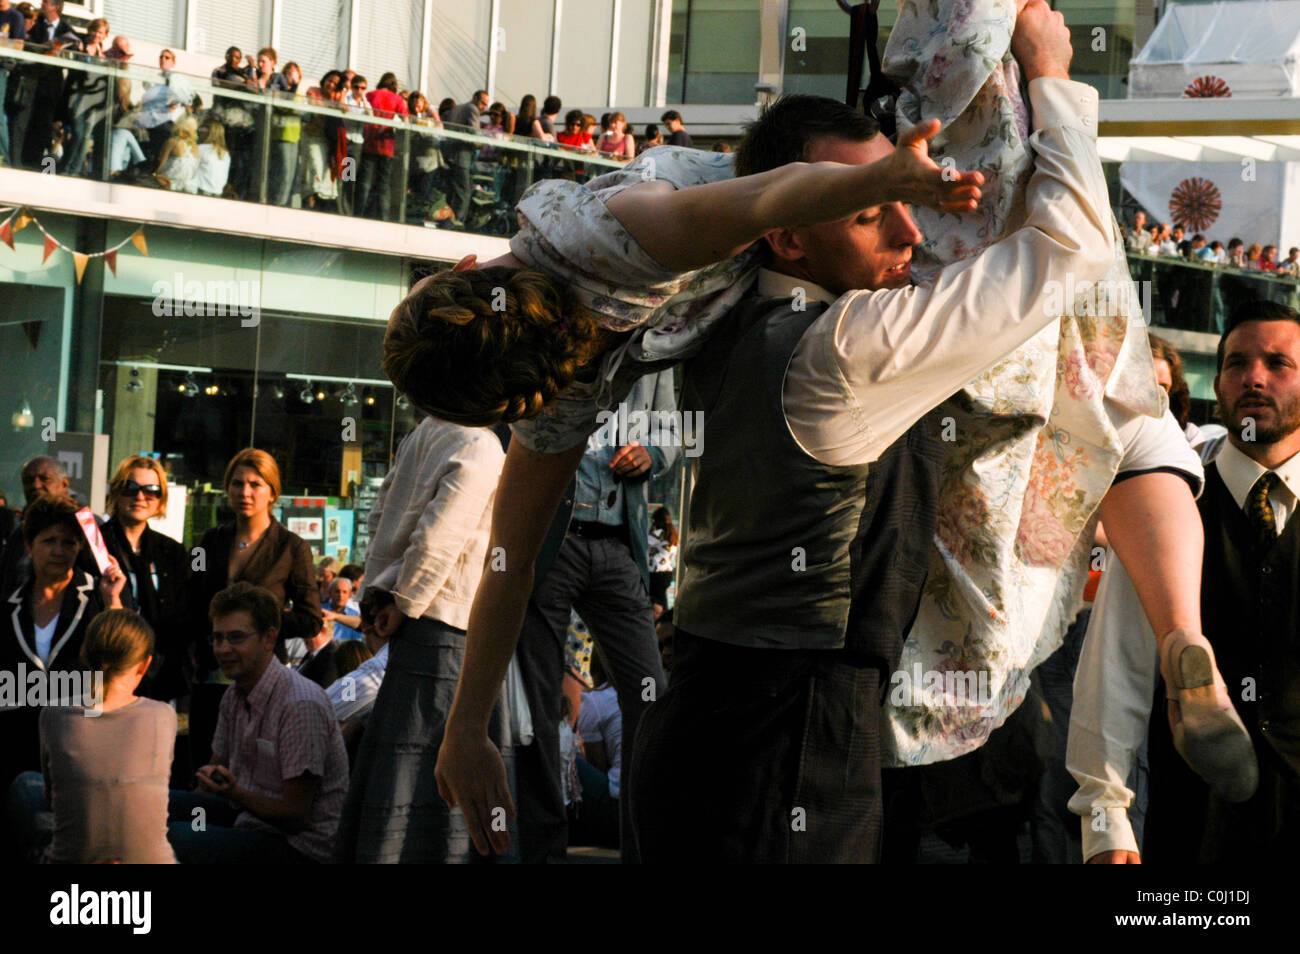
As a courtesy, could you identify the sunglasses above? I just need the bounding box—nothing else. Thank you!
[122,480,162,499]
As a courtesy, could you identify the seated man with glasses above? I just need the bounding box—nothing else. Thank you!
[167,582,349,863]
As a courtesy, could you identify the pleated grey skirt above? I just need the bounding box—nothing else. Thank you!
[333,616,515,863]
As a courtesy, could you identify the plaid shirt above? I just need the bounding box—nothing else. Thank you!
[212,660,349,863]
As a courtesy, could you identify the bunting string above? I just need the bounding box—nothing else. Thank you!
[0,206,147,283]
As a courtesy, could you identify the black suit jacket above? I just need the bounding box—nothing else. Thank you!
[27,16,80,47]
[298,642,340,690]
[1,569,106,786]
[102,519,190,700]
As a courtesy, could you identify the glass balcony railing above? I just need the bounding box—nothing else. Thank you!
[0,44,625,235]
[1124,252,1300,338]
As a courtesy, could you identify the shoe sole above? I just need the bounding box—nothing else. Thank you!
[1176,646,1259,803]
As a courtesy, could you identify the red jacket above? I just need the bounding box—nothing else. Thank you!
[364,89,409,156]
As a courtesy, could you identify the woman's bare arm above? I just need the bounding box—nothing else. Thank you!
[435,439,587,856]
[605,118,984,272]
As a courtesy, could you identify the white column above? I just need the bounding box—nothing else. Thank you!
[269,0,282,51]
[549,0,563,95]
[347,0,362,72]
[487,0,501,95]
[647,0,672,107]
[419,0,434,94]
[184,0,199,51]
[607,0,622,107]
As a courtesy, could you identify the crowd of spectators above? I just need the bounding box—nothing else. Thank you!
[1124,208,1300,278]
[0,5,699,230]
[0,433,636,863]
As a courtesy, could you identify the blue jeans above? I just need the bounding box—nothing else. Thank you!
[62,113,93,177]
[166,790,312,864]
[269,139,300,207]
[355,152,393,220]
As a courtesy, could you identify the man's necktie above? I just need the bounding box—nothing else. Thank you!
[1247,472,1280,552]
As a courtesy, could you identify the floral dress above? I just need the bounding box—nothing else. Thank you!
[879,0,1162,764]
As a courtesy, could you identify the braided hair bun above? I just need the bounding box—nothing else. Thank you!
[383,266,603,427]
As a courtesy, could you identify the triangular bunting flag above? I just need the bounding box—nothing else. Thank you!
[104,249,117,276]
[72,252,89,284]
[42,234,57,264]
[130,229,148,256]
[13,211,31,232]
[0,220,11,250]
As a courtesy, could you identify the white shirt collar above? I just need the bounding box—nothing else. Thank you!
[1214,439,1300,512]
[756,268,838,307]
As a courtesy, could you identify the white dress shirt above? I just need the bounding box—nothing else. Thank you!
[325,642,389,724]
[1067,439,1300,860]
[779,78,1113,466]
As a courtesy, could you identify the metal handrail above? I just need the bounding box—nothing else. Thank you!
[0,42,625,166]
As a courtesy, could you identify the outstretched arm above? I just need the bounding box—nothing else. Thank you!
[604,119,984,272]
[436,439,588,856]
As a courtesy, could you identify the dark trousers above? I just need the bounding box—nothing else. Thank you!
[225,125,255,199]
[166,790,311,864]
[515,532,665,863]
[21,69,63,168]
[630,630,884,863]
[444,152,474,224]
[355,152,392,220]
[337,140,362,214]
[570,757,619,849]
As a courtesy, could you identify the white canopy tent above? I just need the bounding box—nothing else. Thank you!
[1122,1,1300,250]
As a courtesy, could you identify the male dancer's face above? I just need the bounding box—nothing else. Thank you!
[774,134,924,294]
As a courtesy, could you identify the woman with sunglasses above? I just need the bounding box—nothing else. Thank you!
[102,456,190,702]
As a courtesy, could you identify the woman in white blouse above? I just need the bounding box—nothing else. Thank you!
[196,120,232,197]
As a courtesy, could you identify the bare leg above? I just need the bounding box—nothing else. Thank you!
[1099,472,1258,801]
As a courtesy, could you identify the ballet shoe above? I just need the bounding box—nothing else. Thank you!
[1161,629,1258,803]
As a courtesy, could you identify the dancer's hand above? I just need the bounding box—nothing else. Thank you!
[1087,850,1141,864]
[435,723,515,856]
[882,119,984,215]
[1013,0,1072,81]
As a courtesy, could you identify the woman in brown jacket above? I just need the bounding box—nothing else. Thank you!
[187,448,322,766]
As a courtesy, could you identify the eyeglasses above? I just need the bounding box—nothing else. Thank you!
[209,631,255,647]
[122,480,162,499]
